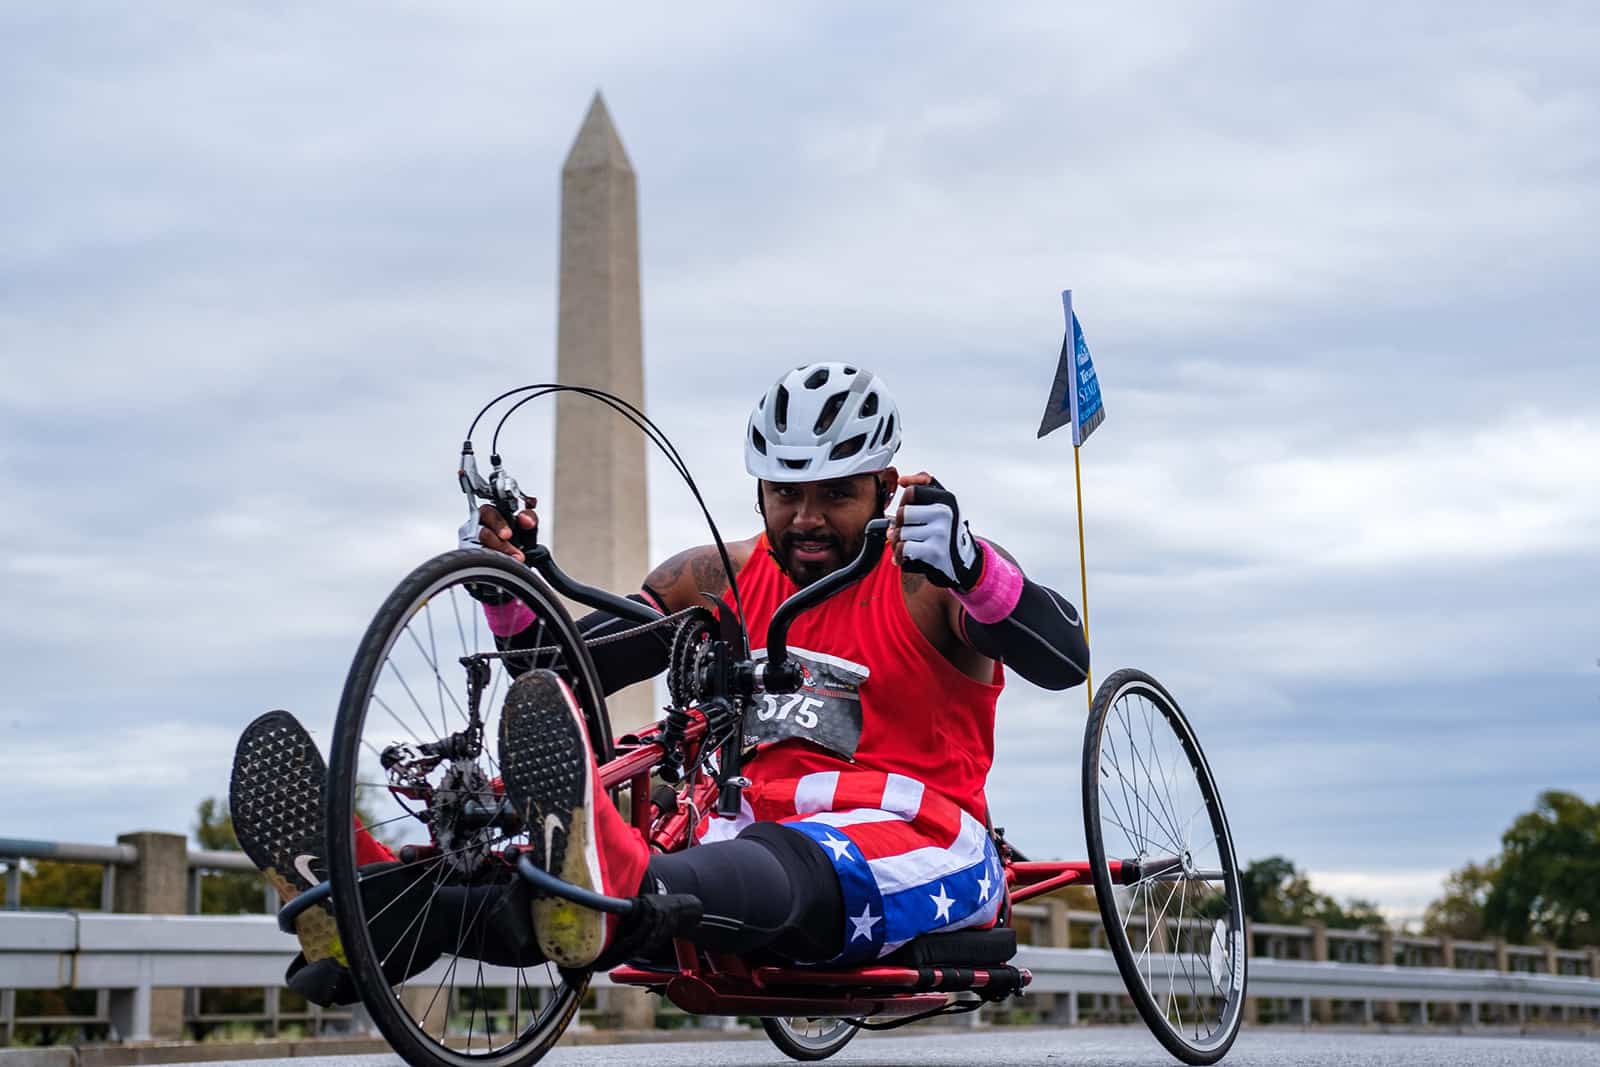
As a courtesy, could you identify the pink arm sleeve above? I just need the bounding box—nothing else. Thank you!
[482,600,536,637]
[953,539,1024,624]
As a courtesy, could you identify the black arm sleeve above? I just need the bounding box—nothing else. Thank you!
[494,589,673,697]
[574,592,673,696]
[959,579,1090,691]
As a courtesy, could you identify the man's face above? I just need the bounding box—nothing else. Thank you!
[759,471,894,587]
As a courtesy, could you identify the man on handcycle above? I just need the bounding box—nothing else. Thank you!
[230,362,1090,1001]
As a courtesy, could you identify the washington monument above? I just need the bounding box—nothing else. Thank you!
[551,93,653,734]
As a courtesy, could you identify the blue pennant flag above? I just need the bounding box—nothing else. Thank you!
[1037,289,1105,445]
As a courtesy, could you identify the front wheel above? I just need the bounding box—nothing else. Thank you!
[326,550,611,1067]
[760,1017,859,1061]
[1082,669,1247,1065]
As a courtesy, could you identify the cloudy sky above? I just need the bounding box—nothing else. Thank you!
[4,3,1596,922]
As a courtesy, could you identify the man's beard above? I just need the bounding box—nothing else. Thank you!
[771,528,861,587]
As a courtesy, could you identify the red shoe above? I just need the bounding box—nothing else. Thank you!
[497,670,651,967]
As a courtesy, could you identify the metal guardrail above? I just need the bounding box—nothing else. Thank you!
[4,912,1599,1042]
[6,837,1600,1044]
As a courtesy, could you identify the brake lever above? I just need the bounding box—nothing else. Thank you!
[458,441,538,554]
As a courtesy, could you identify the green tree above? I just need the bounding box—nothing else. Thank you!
[193,796,269,915]
[1421,860,1496,941]
[1239,855,1385,930]
[1482,790,1600,948]
[19,860,104,910]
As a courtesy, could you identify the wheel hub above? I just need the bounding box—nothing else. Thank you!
[431,759,497,875]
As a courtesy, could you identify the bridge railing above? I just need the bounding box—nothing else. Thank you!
[5,837,1600,1044]
[0,834,351,1044]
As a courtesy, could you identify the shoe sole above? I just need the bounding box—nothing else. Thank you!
[498,670,606,968]
[229,710,344,964]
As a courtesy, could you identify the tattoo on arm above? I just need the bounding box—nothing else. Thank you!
[645,546,731,607]
[690,551,731,597]
[644,550,693,592]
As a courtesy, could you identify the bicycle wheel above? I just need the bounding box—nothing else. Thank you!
[760,1017,859,1061]
[326,549,612,1067]
[1082,669,1247,1065]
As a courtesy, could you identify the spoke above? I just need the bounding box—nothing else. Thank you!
[356,810,426,835]
[514,964,524,1044]
[1102,747,1184,858]
[1143,696,1187,863]
[1114,700,1147,849]
[403,620,469,730]
[1170,872,1189,1032]
[386,655,442,740]
[385,856,449,980]
[1121,695,1186,851]
[1097,786,1145,854]
[1102,729,1145,853]
[448,584,470,664]
[422,603,450,731]
[372,693,425,745]
[1123,723,1187,852]
[366,856,446,927]
[360,838,512,880]
[1114,698,1188,856]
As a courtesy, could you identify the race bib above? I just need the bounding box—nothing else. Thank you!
[744,647,869,761]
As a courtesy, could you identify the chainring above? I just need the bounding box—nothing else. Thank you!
[666,607,718,707]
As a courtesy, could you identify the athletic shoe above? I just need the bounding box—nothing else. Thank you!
[497,669,653,967]
[229,710,344,964]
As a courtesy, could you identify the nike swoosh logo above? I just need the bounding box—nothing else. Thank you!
[543,814,565,871]
[293,854,320,886]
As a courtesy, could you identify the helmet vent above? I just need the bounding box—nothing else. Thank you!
[884,413,895,441]
[750,426,768,454]
[868,420,883,450]
[780,457,809,471]
[774,386,790,432]
[804,368,830,389]
[828,434,867,461]
[860,392,879,418]
[843,366,857,374]
[814,391,848,435]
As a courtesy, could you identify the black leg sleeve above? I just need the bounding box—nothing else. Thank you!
[643,823,844,962]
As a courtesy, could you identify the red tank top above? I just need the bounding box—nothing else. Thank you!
[728,534,1004,822]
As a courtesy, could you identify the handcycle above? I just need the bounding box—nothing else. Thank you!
[283,387,1248,1066]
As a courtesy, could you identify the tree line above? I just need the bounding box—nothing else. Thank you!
[1241,790,1599,948]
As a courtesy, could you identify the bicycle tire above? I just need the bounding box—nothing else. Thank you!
[326,549,612,1067]
[1082,668,1247,1065]
[760,1017,859,1061]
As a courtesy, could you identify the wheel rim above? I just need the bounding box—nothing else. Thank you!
[1089,676,1245,1058]
[769,1016,857,1051]
[328,555,605,1064]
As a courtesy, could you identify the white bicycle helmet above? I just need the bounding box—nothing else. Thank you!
[745,362,902,482]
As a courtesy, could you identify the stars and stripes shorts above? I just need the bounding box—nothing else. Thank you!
[700,769,1003,964]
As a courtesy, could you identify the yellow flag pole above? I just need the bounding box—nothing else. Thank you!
[1074,442,1092,711]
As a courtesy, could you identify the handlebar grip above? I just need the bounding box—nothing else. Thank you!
[494,499,540,554]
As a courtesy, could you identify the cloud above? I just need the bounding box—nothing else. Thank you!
[2,4,1597,919]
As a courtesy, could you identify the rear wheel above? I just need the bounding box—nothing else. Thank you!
[326,550,611,1067]
[1082,669,1246,1065]
[760,1017,859,1061]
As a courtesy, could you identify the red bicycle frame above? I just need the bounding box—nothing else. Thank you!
[587,710,1137,1018]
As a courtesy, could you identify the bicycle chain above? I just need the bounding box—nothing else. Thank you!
[466,605,708,661]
